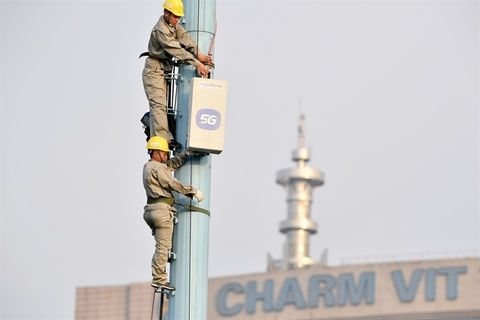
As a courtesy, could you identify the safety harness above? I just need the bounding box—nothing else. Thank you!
[147,196,210,217]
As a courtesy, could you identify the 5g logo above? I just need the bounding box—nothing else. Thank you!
[196,109,221,130]
[200,114,217,125]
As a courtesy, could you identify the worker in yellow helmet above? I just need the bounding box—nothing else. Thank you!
[141,0,212,148]
[143,136,203,291]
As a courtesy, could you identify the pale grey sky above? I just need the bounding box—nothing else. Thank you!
[1,1,478,319]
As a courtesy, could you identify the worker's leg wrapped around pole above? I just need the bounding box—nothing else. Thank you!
[142,57,173,141]
[143,203,174,286]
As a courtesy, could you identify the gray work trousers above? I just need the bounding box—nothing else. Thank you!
[143,203,175,286]
[142,57,174,141]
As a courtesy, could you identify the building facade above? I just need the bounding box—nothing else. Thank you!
[75,257,480,319]
[76,116,480,319]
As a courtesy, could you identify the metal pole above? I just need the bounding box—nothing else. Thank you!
[159,292,163,320]
[168,0,216,319]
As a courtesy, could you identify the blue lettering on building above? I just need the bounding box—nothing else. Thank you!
[274,277,307,311]
[391,266,467,303]
[216,283,244,316]
[391,269,424,302]
[337,272,375,306]
[216,266,467,316]
[246,280,274,313]
[308,275,336,308]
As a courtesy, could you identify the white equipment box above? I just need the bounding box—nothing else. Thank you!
[187,77,228,154]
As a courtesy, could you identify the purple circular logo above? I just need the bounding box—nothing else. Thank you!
[196,109,221,130]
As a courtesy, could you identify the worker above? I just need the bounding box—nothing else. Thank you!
[143,136,204,291]
[141,0,212,148]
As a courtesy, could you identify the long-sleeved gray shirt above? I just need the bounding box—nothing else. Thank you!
[143,152,197,200]
[147,15,201,68]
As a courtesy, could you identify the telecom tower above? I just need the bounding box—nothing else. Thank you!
[268,114,326,271]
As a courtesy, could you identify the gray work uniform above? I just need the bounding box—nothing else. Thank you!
[142,15,202,141]
[142,152,197,286]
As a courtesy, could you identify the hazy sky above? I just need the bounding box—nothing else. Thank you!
[1,1,478,319]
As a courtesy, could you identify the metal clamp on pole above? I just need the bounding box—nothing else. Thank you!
[168,251,177,262]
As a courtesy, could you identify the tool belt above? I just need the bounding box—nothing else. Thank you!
[147,196,175,206]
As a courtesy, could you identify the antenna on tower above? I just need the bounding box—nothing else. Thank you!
[297,99,305,149]
[298,113,305,149]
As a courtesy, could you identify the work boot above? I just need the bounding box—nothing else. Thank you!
[160,282,176,291]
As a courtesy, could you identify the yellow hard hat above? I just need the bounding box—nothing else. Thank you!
[163,0,184,17]
[146,136,170,152]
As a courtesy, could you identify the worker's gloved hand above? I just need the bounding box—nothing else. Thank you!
[194,190,204,202]
[186,150,200,156]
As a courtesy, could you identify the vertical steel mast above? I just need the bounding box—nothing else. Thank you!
[168,0,216,319]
